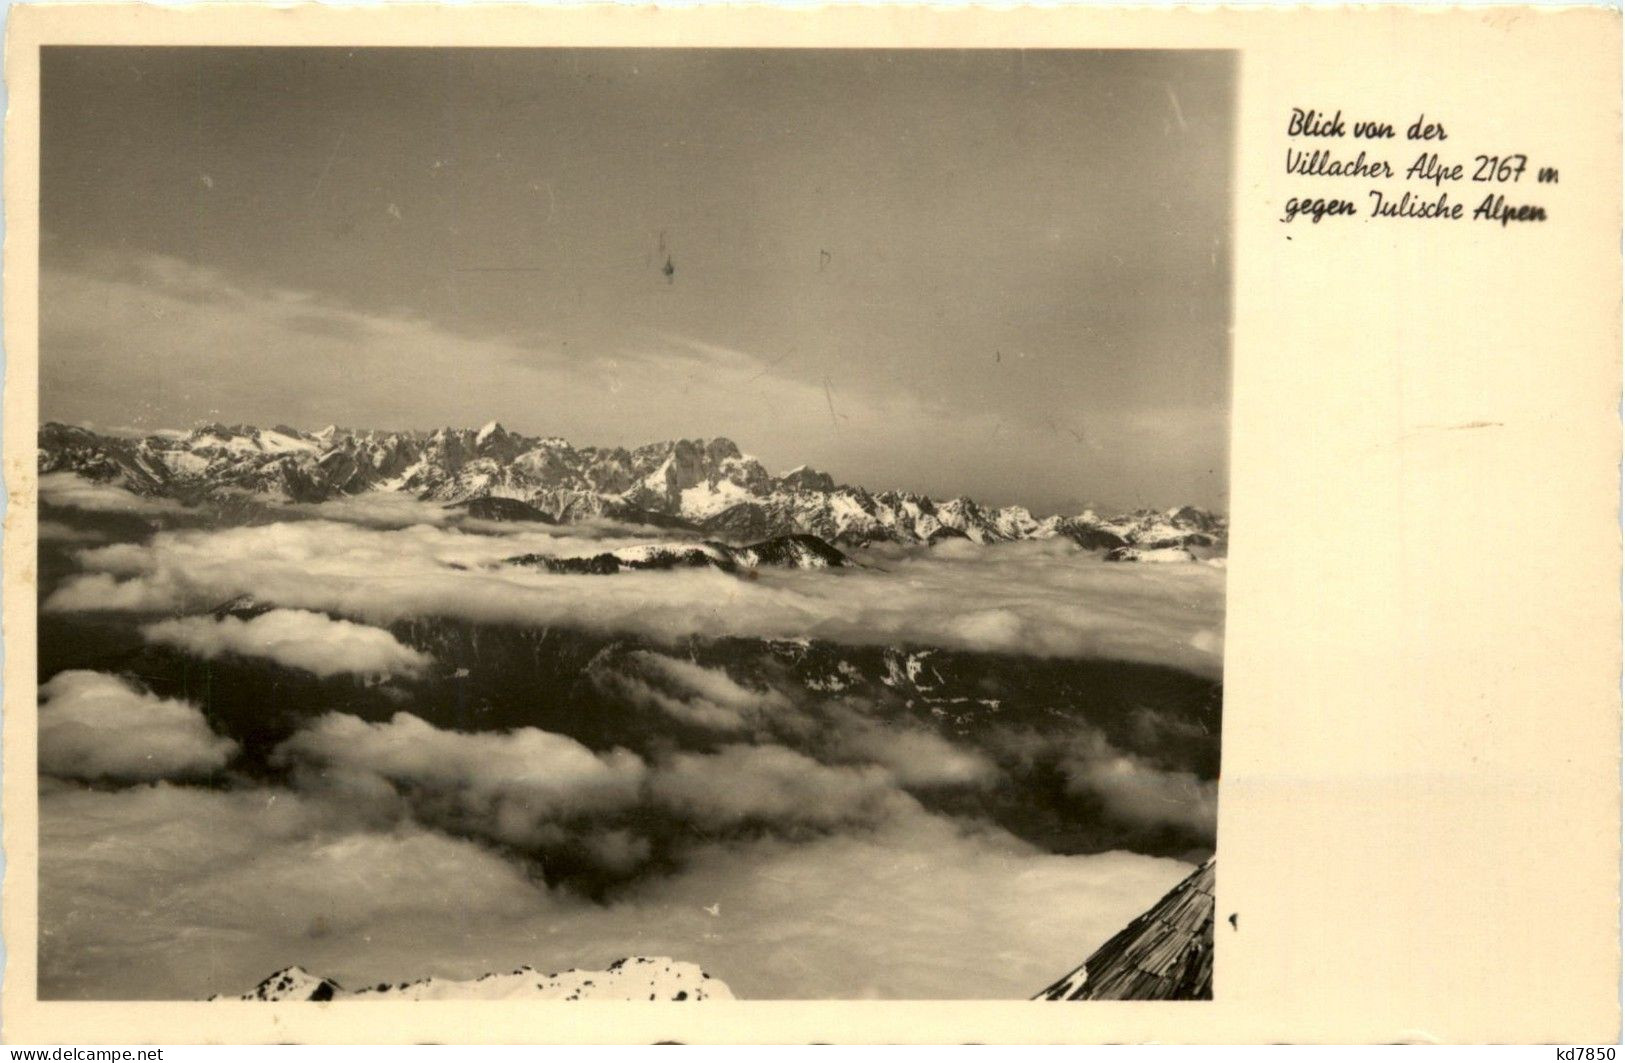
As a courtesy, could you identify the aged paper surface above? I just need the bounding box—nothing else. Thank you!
[3,2,1620,1044]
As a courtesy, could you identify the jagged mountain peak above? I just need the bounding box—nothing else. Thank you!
[472,419,511,449]
[218,965,343,1002]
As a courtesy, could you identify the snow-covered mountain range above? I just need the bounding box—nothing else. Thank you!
[219,956,732,1002]
[39,421,1226,550]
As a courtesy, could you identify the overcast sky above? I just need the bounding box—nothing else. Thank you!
[41,47,1233,514]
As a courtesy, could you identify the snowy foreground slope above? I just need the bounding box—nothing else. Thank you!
[219,957,732,1002]
[40,422,1225,551]
[224,866,1216,1003]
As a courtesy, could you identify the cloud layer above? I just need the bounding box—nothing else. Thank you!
[39,778,1192,1001]
[46,518,1225,675]
[648,744,906,831]
[1060,731,1220,837]
[274,710,922,863]
[142,609,433,679]
[274,712,647,850]
[39,471,186,515]
[591,650,794,733]
[840,723,1003,791]
[39,519,108,544]
[39,670,238,781]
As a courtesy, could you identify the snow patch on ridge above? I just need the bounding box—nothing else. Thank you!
[679,478,753,518]
[217,957,733,1001]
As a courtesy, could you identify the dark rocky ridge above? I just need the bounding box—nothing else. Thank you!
[507,534,850,575]
[1035,859,1215,1001]
[451,496,556,523]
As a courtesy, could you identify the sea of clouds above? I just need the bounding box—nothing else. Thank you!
[43,489,1226,677]
[36,482,1220,999]
[38,679,1195,1000]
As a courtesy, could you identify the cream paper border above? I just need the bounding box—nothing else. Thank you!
[2,4,1620,1044]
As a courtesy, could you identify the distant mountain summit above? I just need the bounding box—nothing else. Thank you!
[217,957,732,1002]
[39,422,1226,551]
[224,966,344,1002]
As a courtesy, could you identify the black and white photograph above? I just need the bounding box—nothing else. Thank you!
[33,46,1232,1003]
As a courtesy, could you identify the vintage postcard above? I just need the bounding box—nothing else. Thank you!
[1,3,1618,1045]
